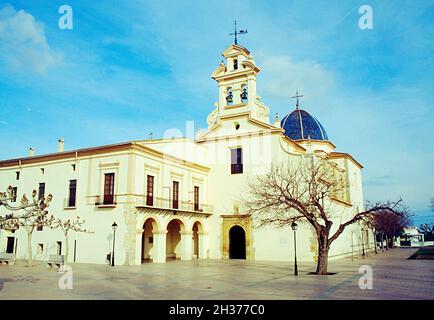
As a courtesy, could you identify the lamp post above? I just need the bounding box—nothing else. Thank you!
[361,228,366,257]
[291,221,298,276]
[111,222,117,266]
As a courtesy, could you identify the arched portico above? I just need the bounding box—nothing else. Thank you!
[141,218,158,262]
[134,212,210,264]
[135,214,166,264]
[166,219,185,260]
[192,221,202,259]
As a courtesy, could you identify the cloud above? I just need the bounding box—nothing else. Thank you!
[0,4,60,74]
[259,55,334,100]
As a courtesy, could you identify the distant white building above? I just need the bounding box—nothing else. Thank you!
[0,43,373,266]
[397,227,425,247]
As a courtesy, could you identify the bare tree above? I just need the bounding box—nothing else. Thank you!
[361,217,378,253]
[47,216,92,263]
[367,208,411,248]
[0,186,45,222]
[0,187,53,267]
[418,223,434,241]
[418,223,434,235]
[244,156,402,275]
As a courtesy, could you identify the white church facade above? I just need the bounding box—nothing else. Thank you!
[0,44,374,266]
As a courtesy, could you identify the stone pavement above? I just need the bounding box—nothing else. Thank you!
[0,248,432,300]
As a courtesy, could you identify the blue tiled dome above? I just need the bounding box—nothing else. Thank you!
[281,108,329,141]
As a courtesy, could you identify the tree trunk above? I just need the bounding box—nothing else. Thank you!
[385,235,389,250]
[27,231,33,267]
[316,246,329,275]
[314,226,333,275]
[388,237,394,248]
[64,233,69,264]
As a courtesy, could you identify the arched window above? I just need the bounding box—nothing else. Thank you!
[233,59,238,70]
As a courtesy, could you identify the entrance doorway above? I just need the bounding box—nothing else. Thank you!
[229,225,246,259]
[6,237,15,254]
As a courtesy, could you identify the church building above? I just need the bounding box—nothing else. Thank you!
[0,42,374,266]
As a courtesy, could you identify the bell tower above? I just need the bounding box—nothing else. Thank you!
[207,44,270,128]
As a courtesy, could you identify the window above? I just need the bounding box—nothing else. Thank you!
[146,175,154,206]
[194,186,199,211]
[56,241,62,255]
[103,173,115,205]
[233,59,238,70]
[41,168,45,175]
[16,171,20,180]
[11,187,17,202]
[68,179,77,207]
[38,183,45,200]
[172,181,179,209]
[231,148,243,174]
[72,164,76,171]
[37,243,44,254]
[6,237,15,254]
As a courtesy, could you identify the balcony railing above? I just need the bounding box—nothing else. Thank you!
[87,195,118,207]
[136,195,213,214]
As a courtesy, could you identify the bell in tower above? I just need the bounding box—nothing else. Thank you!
[209,36,270,127]
[240,86,248,102]
[226,90,234,104]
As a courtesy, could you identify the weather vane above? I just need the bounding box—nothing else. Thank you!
[229,20,247,45]
[291,90,304,109]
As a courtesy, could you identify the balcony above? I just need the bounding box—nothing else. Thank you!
[88,195,117,208]
[135,195,213,214]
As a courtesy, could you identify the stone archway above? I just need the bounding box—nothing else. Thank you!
[221,215,252,260]
[142,218,158,262]
[166,219,186,260]
[229,225,246,259]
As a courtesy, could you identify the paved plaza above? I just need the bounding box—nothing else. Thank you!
[0,248,433,300]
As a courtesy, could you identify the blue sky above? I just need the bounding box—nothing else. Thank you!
[0,0,433,225]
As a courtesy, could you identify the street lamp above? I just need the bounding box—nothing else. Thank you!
[361,228,366,258]
[111,222,117,266]
[291,221,298,276]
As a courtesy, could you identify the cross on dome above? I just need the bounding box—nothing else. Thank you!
[290,90,304,109]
